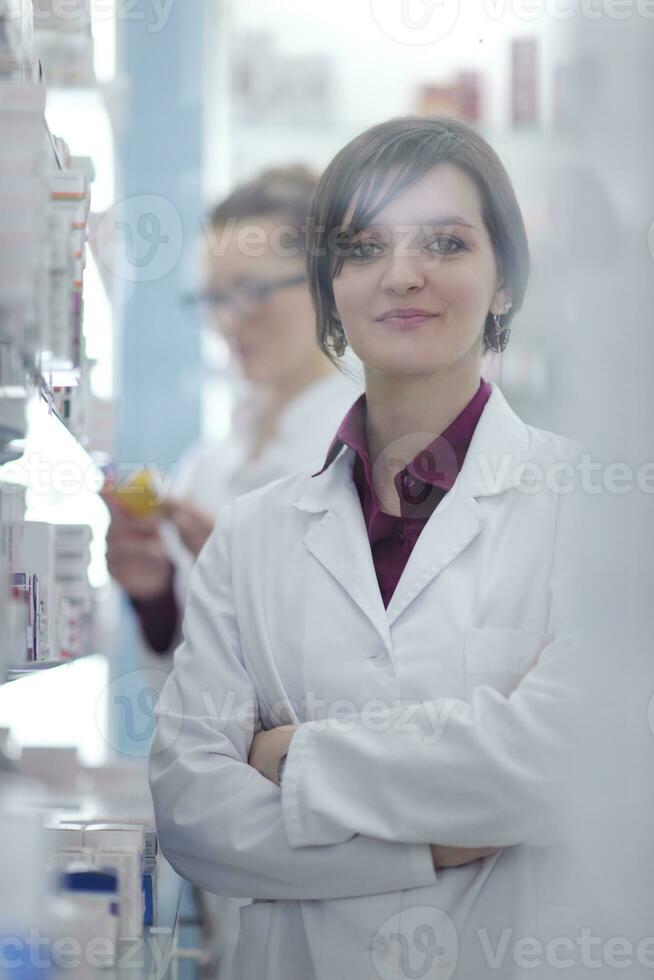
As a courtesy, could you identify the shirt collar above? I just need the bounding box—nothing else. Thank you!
[313,377,492,496]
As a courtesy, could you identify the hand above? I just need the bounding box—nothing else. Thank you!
[430,844,502,870]
[248,725,298,785]
[162,497,215,558]
[101,488,174,601]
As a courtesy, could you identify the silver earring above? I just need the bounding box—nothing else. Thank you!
[487,303,512,353]
[331,318,347,358]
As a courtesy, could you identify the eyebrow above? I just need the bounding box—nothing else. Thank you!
[353,215,476,233]
[420,215,476,229]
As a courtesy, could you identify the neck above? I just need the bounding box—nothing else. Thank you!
[363,357,482,466]
[266,356,336,416]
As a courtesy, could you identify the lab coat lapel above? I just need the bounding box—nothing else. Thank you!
[293,448,392,651]
[384,479,483,625]
[292,383,531,637]
[386,383,532,626]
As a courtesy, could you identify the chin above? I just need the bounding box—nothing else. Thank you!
[355,344,454,378]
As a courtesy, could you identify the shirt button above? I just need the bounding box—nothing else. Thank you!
[403,473,416,488]
[397,531,406,544]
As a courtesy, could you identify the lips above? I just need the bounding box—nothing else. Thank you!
[376,308,439,329]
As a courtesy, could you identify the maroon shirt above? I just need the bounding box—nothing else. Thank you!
[314,378,492,608]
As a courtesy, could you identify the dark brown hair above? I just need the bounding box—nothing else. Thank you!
[306,116,530,361]
[209,163,319,252]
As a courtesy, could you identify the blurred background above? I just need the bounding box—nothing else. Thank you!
[0,0,594,760]
[0,1,653,976]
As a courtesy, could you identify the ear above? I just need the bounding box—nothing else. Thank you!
[490,281,513,317]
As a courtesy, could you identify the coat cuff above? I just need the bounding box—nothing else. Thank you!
[281,723,438,887]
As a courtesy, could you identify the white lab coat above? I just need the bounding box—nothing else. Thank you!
[149,382,585,980]
[150,369,361,979]
[159,369,362,622]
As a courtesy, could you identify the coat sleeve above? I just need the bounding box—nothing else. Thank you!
[148,505,438,900]
[281,484,584,851]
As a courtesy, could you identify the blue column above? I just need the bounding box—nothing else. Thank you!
[116,2,203,469]
[109,1,204,758]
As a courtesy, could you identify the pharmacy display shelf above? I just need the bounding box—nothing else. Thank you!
[38,371,89,447]
[5,650,96,681]
[91,857,190,980]
[47,794,202,979]
[0,0,34,76]
[44,110,63,169]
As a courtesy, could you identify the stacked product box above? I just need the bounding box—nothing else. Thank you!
[40,153,93,437]
[45,163,90,371]
[0,519,93,664]
[0,323,27,467]
[0,340,29,459]
[0,480,26,524]
[1,520,55,661]
[32,0,93,87]
[45,821,158,946]
[0,79,48,362]
[0,0,34,78]
[53,523,93,659]
[0,82,93,429]
[0,484,26,677]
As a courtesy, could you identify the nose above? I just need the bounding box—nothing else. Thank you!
[214,307,239,338]
[213,303,256,340]
[379,248,426,295]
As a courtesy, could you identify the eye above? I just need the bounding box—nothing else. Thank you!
[425,235,465,255]
[345,240,385,260]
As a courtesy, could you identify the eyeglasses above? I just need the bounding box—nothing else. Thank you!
[182,273,307,318]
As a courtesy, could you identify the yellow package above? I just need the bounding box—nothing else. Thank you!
[110,468,164,517]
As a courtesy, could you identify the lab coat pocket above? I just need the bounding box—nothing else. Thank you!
[235,900,274,980]
[463,628,550,698]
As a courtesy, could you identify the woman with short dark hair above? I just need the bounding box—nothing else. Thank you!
[151,116,581,980]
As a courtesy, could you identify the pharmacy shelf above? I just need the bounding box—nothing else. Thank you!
[0,0,33,76]
[94,858,190,980]
[5,651,96,681]
[38,372,88,446]
[44,112,64,169]
[46,818,197,978]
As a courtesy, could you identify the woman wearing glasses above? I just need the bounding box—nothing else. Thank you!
[102,165,359,658]
[150,118,582,979]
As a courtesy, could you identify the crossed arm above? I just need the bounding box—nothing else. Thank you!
[149,496,578,899]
